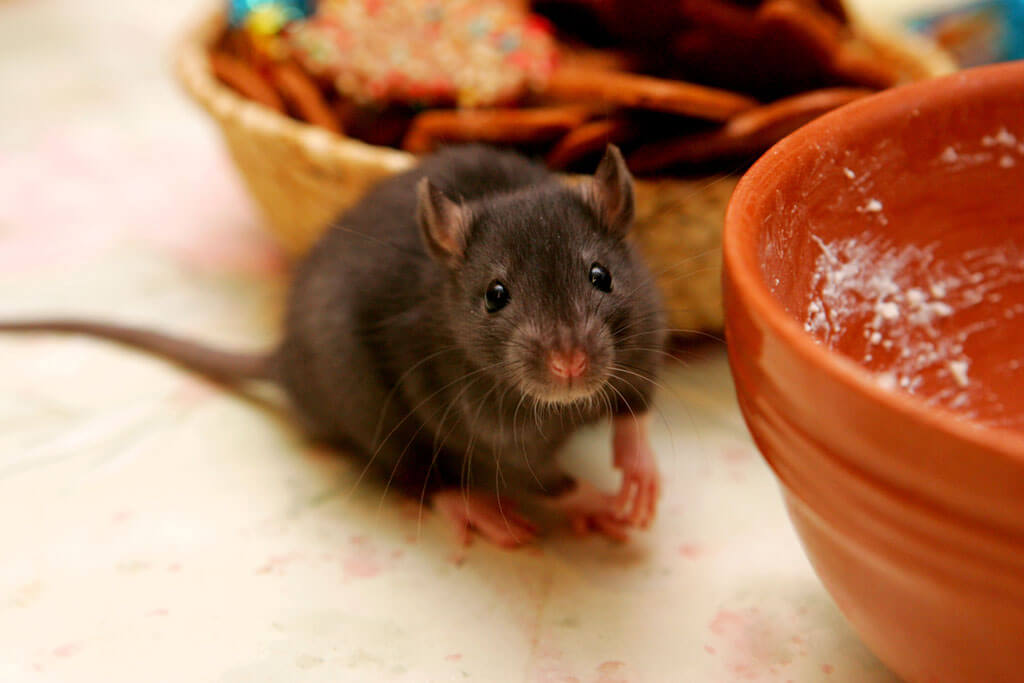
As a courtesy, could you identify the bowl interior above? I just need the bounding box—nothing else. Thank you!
[753,63,1024,431]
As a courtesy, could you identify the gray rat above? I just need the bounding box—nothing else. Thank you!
[0,144,667,547]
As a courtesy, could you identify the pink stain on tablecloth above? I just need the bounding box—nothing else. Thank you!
[111,509,134,524]
[528,643,578,683]
[51,642,81,658]
[256,552,303,575]
[0,127,284,277]
[342,554,381,580]
[710,609,746,636]
[720,446,753,464]
[708,607,809,680]
[345,535,410,579]
[444,653,462,662]
[678,543,703,559]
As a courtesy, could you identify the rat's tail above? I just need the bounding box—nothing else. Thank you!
[0,319,274,384]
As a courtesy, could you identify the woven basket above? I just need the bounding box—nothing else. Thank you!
[175,7,954,334]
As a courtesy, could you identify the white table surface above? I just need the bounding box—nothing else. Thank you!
[0,0,936,680]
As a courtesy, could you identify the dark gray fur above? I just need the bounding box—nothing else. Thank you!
[0,145,667,501]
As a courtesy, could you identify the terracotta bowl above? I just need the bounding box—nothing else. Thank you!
[723,60,1024,683]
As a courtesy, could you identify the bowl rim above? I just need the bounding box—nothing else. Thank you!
[723,59,1024,461]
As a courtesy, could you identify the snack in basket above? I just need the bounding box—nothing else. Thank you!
[626,86,873,172]
[286,0,558,108]
[269,61,341,132]
[208,52,284,111]
[401,103,594,153]
[208,0,929,177]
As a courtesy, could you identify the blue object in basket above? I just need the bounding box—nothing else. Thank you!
[906,0,1024,66]
[228,0,316,29]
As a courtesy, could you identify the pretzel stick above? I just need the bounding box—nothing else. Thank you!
[831,43,900,89]
[546,118,631,169]
[556,45,635,73]
[628,87,872,172]
[402,105,594,154]
[545,66,757,121]
[758,0,897,89]
[209,52,285,112]
[758,0,843,66]
[270,63,342,133]
[676,0,762,41]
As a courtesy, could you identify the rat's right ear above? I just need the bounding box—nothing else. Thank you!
[417,178,471,265]
[577,144,635,238]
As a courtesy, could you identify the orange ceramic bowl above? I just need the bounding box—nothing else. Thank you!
[723,60,1024,683]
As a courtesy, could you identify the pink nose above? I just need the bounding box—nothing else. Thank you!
[548,349,589,379]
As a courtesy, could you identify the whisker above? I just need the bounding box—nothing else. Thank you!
[347,360,509,503]
[332,224,429,260]
[414,374,495,536]
[370,345,460,449]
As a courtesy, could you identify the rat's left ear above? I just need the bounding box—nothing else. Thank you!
[417,178,471,265]
[578,144,635,237]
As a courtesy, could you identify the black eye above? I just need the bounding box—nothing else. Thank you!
[589,263,612,292]
[484,280,510,313]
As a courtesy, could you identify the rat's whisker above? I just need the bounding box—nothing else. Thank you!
[603,379,639,430]
[370,345,461,450]
[616,325,725,345]
[460,373,503,517]
[385,367,499,514]
[349,360,506,505]
[415,374,501,535]
[331,224,430,260]
[608,377,678,468]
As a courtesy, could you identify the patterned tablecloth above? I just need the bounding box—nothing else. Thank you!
[0,1,906,681]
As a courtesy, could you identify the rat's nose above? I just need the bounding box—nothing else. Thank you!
[548,349,589,379]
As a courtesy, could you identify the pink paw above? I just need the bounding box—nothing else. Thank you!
[552,481,632,543]
[613,416,661,528]
[432,489,537,549]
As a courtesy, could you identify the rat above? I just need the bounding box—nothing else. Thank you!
[0,144,667,547]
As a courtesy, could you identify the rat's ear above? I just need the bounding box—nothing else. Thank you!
[578,144,635,237]
[417,178,471,264]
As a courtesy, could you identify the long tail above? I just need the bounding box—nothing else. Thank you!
[0,319,274,385]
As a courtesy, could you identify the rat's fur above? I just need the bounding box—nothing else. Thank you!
[0,145,666,501]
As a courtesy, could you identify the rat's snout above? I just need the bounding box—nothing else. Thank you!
[548,348,588,380]
[508,319,612,404]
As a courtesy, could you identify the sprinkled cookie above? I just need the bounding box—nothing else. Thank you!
[284,0,558,107]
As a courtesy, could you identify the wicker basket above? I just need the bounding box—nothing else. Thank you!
[175,7,954,334]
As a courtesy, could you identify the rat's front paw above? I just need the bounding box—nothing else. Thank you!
[551,481,632,543]
[432,489,537,549]
[613,417,661,528]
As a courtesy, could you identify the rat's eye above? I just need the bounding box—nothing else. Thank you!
[484,280,510,313]
[589,263,612,293]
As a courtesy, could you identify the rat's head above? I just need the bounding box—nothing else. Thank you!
[417,145,665,406]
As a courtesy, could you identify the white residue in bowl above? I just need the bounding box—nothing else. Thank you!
[803,234,1024,414]
[940,126,1023,170]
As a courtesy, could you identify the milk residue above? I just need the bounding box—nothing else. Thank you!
[938,126,1024,170]
[803,234,1024,417]
[794,125,1024,420]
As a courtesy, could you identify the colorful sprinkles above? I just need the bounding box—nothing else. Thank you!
[283,0,558,107]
